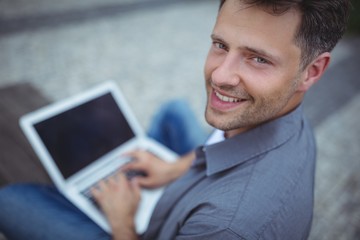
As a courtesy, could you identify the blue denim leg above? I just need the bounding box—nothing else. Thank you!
[148,99,208,155]
[0,184,110,240]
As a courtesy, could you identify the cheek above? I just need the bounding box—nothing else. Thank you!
[244,67,295,95]
[204,51,223,81]
[204,55,213,81]
[256,78,298,104]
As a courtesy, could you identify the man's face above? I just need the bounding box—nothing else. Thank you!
[204,0,304,138]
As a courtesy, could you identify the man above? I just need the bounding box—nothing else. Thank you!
[0,0,349,239]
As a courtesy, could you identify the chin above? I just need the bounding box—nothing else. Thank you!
[205,106,230,130]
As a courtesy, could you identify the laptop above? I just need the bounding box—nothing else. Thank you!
[19,81,178,234]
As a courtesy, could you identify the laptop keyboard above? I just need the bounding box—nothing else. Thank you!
[81,169,147,207]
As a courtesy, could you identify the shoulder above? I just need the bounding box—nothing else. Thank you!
[227,118,316,239]
[190,117,316,239]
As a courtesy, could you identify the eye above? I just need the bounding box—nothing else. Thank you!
[254,57,269,64]
[213,42,228,51]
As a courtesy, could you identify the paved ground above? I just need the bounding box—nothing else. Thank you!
[0,0,359,239]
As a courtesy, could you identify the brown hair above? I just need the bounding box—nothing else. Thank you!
[219,0,350,69]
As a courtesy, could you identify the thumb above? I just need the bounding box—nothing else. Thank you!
[134,176,155,188]
[121,160,146,172]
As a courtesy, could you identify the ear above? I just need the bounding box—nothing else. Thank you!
[297,52,331,92]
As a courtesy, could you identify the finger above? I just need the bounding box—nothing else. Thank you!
[107,175,118,188]
[116,172,130,187]
[98,180,107,189]
[91,186,100,198]
[134,176,156,189]
[130,178,142,200]
[121,161,146,172]
[121,158,149,173]
[91,186,103,202]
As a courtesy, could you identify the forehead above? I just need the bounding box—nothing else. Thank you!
[215,0,302,61]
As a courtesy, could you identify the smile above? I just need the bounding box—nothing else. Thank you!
[215,90,241,103]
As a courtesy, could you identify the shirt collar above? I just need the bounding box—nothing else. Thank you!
[201,105,304,176]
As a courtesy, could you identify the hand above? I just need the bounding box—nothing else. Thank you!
[91,173,140,240]
[121,150,195,189]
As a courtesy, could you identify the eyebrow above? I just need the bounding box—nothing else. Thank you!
[244,46,280,63]
[210,33,280,63]
[211,33,227,45]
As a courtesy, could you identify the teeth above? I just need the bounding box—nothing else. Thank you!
[215,91,241,103]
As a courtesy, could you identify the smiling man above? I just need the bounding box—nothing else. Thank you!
[0,0,350,240]
[94,1,350,239]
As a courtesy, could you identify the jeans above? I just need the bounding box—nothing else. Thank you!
[0,99,208,240]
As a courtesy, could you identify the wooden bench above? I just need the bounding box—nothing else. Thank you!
[0,82,52,187]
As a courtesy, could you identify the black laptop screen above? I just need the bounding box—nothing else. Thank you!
[34,92,136,179]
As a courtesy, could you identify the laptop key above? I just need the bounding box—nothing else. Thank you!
[125,170,147,179]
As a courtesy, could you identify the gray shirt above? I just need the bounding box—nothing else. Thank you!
[142,105,316,240]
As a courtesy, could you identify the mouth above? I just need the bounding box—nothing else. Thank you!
[209,89,248,111]
[214,90,242,103]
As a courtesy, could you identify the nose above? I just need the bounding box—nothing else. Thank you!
[211,53,241,87]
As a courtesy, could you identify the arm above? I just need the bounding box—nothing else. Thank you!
[91,174,140,240]
[121,150,195,189]
[91,151,195,239]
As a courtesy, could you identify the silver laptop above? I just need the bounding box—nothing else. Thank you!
[19,81,177,234]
